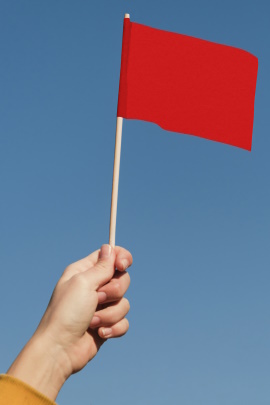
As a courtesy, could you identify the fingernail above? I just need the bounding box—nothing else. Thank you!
[121,259,129,270]
[102,327,112,338]
[100,244,112,259]
[97,291,107,303]
[90,316,101,327]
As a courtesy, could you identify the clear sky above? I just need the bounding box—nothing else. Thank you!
[0,1,269,404]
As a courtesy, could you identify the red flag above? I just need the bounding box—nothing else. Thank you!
[117,16,258,150]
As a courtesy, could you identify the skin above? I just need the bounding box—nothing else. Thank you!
[7,244,133,401]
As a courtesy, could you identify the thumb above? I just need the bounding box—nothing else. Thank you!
[85,244,116,290]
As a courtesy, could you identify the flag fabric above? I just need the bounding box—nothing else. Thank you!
[117,16,258,150]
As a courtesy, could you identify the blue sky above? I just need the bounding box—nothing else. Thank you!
[0,1,269,404]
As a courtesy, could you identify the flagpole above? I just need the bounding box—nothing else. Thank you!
[109,13,130,247]
[109,116,123,247]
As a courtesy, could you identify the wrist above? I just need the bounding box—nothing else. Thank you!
[7,331,71,401]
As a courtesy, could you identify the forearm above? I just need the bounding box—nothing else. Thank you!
[7,331,69,402]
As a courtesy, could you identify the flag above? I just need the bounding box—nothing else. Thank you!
[117,16,258,150]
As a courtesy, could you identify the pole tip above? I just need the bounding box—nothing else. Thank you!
[124,13,130,19]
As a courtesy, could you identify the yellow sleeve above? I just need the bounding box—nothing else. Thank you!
[0,374,57,405]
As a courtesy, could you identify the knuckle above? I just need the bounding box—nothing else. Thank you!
[96,261,109,272]
[120,318,129,335]
[63,264,72,274]
[112,282,123,298]
[123,318,129,330]
[122,298,130,313]
[96,261,114,279]
[106,311,117,324]
[59,264,73,282]
[106,306,118,321]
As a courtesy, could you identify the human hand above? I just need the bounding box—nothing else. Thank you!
[7,245,132,401]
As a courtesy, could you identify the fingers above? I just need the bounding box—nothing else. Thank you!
[97,271,130,304]
[81,245,116,290]
[114,247,133,272]
[89,298,130,328]
[78,246,132,273]
[98,318,129,339]
[60,245,132,283]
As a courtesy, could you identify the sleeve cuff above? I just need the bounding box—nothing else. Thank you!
[0,374,57,405]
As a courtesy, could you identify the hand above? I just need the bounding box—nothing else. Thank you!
[7,244,133,401]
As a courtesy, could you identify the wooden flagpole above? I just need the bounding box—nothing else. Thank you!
[109,13,130,247]
[109,116,123,247]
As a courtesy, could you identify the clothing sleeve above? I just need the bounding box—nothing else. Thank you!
[0,374,57,405]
